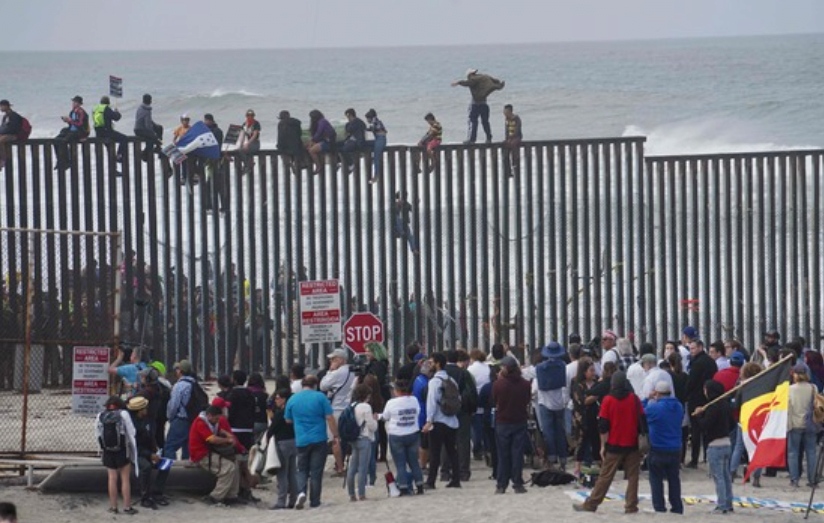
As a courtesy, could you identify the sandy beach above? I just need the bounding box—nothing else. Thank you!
[2,457,821,523]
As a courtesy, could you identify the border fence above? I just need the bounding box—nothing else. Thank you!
[0,137,822,383]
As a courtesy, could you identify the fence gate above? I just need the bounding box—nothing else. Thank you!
[0,227,121,455]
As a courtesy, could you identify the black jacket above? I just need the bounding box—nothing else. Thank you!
[445,363,478,414]
[686,351,718,408]
[277,117,304,157]
[697,380,731,442]
[0,110,22,135]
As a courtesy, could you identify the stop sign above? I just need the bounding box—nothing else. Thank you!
[343,313,384,354]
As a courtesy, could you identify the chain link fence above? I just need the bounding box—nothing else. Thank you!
[0,227,121,455]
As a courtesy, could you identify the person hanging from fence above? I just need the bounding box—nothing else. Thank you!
[109,346,148,398]
[393,191,419,255]
[97,396,139,515]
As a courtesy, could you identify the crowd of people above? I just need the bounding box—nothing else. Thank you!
[0,69,525,179]
[96,323,824,515]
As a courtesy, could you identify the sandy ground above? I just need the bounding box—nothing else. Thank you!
[2,458,821,523]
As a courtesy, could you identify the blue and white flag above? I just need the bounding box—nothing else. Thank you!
[176,121,221,159]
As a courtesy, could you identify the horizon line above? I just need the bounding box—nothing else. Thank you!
[1,30,822,54]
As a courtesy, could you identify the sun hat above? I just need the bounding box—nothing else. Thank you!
[541,341,566,359]
[127,396,149,411]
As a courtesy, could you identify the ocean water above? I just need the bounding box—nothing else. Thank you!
[1,33,823,154]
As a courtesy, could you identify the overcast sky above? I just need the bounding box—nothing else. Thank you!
[1,0,822,51]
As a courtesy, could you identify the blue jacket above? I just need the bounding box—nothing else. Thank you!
[412,373,429,428]
[643,396,683,453]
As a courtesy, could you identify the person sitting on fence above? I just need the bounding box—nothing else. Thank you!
[96,396,138,515]
[0,99,23,172]
[134,93,164,161]
[93,95,126,164]
[53,95,89,171]
[276,110,308,175]
[364,108,387,183]
[109,347,148,397]
[238,109,260,175]
[502,104,522,177]
[340,108,367,175]
[307,109,337,175]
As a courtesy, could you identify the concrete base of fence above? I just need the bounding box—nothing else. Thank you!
[38,461,215,494]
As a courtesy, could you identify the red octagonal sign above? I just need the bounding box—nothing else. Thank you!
[343,313,384,354]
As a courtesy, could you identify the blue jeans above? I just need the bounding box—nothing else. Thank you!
[538,405,567,463]
[163,417,190,460]
[788,429,818,484]
[495,422,527,489]
[472,413,486,456]
[389,432,424,490]
[297,441,328,508]
[648,450,683,514]
[729,424,744,475]
[467,103,491,143]
[372,134,386,178]
[347,437,371,498]
[368,438,378,485]
[708,445,733,511]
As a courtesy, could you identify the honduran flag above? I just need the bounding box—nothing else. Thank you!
[739,356,792,482]
[175,121,220,159]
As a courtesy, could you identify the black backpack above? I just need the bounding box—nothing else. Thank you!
[529,469,576,487]
[184,378,210,422]
[100,410,125,452]
[438,377,463,417]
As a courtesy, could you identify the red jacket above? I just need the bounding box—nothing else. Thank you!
[714,367,740,393]
[189,414,245,463]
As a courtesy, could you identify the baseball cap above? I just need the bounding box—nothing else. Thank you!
[327,348,348,360]
[203,113,215,122]
[173,359,193,375]
[654,380,672,394]
[500,356,519,370]
[730,351,746,367]
[682,326,699,340]
[466,68,478,76]
[0,99,11,107]
[641,353,657,365]
[180,113,190,120]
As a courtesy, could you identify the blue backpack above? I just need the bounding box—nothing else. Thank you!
[337,402,363,443]
[536,359,566,391]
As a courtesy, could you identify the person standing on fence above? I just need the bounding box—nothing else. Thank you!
[365,108,387,183]
[93,95,126,164]
[502,104,522,177]
[152,359,197,505]
[53,95,89,171]
[414,113,441,175]
[0,99,23,172]
[451,68,504,145]
[134,94,163,161]
[96,396,138,515]
[203,113,228,212]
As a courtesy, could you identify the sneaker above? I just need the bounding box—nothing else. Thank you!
[445,481,461,488]
[572,503,595,512]
[295,492,307,510]
[513,485,527,494]
[153,494,170,506]
[140,498,158,510]
[416,484,425,495]
[752,477,762,488]
[494,487,506,494]
[122,507,138,515]
[791,480,800,488]
[685,462,698,469]
[270,504,287,510]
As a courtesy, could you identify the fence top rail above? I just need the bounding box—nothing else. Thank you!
[13,135,647,151]
[646,148,824,163]
[0,227,121,237]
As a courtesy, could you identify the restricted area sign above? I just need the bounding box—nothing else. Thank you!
[299,279,342,344]
[72,346,110,417]
[343,312,384,354]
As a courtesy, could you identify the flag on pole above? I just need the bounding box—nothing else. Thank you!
[739,357,792,481]
[175,121,221,159]
[109,76,123,98]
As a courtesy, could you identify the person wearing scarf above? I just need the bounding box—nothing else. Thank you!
[574,371,643,514]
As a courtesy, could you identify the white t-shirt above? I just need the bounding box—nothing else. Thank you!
[641,367,675,401]
[290,379,302,394]
[468,361,491,414]
[627,361,647,395]
[382,396,421,437]
[320,365,355,412]
[354,402,379,441]
[566,360,579,409]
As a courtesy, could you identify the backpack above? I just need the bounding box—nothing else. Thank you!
[337,402,363,443]
[17,116,31,141]
[529,469,576,487]
[437,376,462,417]
[100,410,125,452]
[184,378,210,422]
[535,358,566,391]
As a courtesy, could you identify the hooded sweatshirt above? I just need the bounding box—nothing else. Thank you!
[491,367,531,424]
[597,371,641,452]
[697,379,731,444]
[134,104,156,134]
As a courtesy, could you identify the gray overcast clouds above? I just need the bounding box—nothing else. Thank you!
[0,0,822,51]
